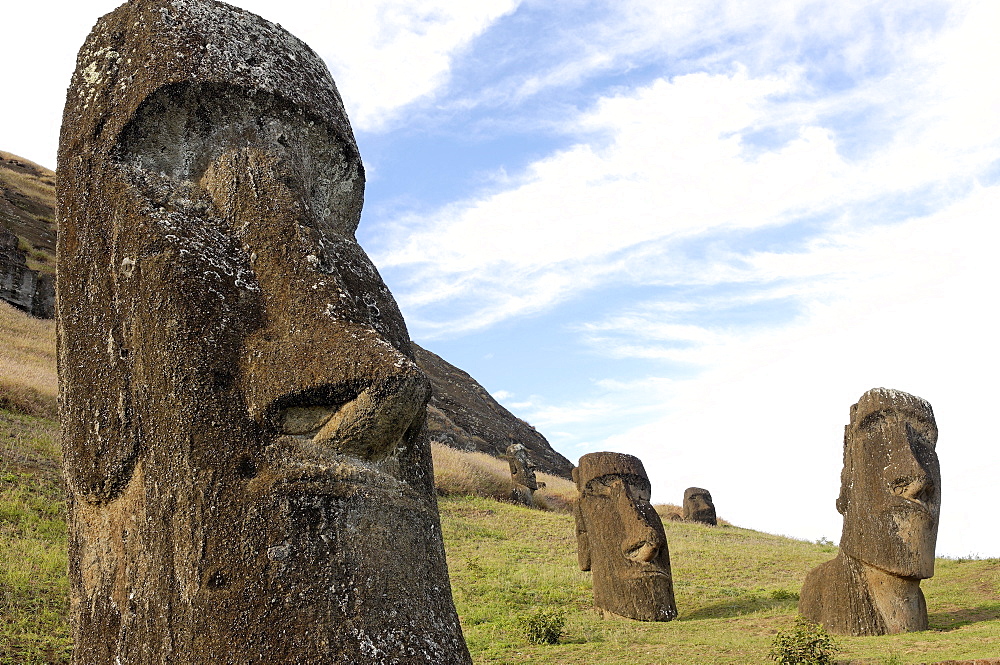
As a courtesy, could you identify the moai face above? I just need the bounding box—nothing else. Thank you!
[837,388,940,579]
[507,442,538,491]
[574,452,677,621]
[57,1,470,663]
[683,487,717,525]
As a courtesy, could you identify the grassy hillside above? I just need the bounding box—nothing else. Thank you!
[0,302,56,418]
[1,303,999,664]
[0,151,56,273]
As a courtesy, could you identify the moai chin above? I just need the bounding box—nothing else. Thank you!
[56,1,471,663]
[573,452,677,621]
[506,442,540,506]
[682,487,717,525]
[799,388,941,636]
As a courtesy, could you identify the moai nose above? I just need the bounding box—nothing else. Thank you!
[620,497,666,563]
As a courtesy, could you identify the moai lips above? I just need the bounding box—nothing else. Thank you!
[57,1,471,663]
[574,452,677,621]
[799,388,940,636]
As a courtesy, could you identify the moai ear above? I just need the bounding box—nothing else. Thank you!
[574,502,591,571]
[59,321,140,503]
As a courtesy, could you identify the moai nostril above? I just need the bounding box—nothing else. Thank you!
[625,541,660,563]
[891,476,932,504]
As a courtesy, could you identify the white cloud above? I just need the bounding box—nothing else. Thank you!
[1,0,520,166]
[377,0,999,341]
[295,0,521,131]
[520,184,1000,555]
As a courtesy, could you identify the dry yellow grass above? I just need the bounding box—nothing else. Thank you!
[431,442,577,512]
[0,301,57,417]
[0,150,56,200]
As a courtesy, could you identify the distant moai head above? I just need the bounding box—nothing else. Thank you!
[837,388,940,579]
[506,442,538,491]
[682,487,717,525]
[573,452,677,621]
[57,1,470,663]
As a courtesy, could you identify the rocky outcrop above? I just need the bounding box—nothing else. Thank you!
[0,152,55,318]
[414,343,573,478]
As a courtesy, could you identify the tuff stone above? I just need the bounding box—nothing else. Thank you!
[682,487,717,525]
[573,452,677,621]
[506,442,542,506]
[799,388,941,636]
[57,1,470,662]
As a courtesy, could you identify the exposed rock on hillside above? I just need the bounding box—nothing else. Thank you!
[0,151,55,317]
[414,343,573,478]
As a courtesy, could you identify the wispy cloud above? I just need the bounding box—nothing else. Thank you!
[371,1,996,344]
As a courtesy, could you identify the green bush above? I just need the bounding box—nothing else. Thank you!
[520,608,566,645]
[769,589,799,600]
[769,616,838,665]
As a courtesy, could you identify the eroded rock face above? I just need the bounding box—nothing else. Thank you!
[57,1,470,663]
[799,388,940,636]
[573,452,677,621]
[682,487,717,525]
[506,442,540,506]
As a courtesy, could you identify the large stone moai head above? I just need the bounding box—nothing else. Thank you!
[837,388,940,578]
[573,452,677,621]
[799,387,940,636]
[682,487,717,525]
[57,1,470,663]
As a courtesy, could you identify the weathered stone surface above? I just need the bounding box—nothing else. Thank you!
[415,343,573,478]
[799,388,940,636]
[682,487,717,525]
[574,452,677,621]
[57,1,470,663]
[506,442,542,506]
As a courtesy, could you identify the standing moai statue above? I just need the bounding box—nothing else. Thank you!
[506,442,542,506]
[799,388,940,636]
[682,487,717,525]
[57,1,471,663]
[573,452,677,621]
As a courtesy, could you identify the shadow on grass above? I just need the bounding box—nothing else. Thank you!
[928,603,1000,631]
[681,596,799,621]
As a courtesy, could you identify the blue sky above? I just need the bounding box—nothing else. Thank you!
[5,0,999,557]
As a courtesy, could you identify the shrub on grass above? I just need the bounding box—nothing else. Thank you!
[769,616,838,665]
[520,608,566,645]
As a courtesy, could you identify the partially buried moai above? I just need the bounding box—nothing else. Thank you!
[682,487,717,525]
[57,1,471,663]
[799,388,941,636]
[506,442,542,506]
[573,452,677,621]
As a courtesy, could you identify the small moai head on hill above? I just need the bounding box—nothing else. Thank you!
[682,487,717,525]
[573,452,677,621]
[57,1,470,663]
[506,441,539,506]
[506,442,539,490]
[837,388,940,579]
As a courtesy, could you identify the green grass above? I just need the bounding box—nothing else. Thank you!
[0,410,70,664]
[438,494,1000,664]
[0,408,998,664]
